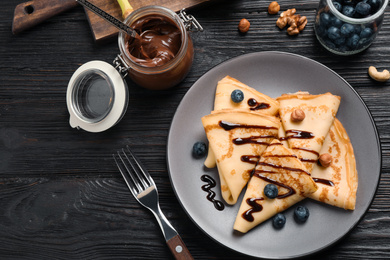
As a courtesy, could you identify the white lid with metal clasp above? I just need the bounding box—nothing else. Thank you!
[66,60,128,133]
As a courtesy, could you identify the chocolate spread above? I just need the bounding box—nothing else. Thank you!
[126,15,182,67]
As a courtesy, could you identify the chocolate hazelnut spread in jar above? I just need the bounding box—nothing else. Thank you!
[116,6,202,90]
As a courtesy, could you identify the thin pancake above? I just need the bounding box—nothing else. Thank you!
[205,76,279,168]
[277,92,341,173]
[202,110,280,205]
[309,118,358,210]
[234,139,318,233]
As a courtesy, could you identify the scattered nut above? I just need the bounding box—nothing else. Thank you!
[291,109,305,121]
[238,18,250,33]
[368,66,390,82]
[280,8,296,18]
[268,1,280,15]
[319,153,332,167]
[297,16,307,31]
[276,16,288,29]
[276,8,306,35]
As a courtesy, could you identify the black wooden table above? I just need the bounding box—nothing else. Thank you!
[1,0,389,259]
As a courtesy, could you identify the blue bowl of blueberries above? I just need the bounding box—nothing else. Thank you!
[314,0,389,55]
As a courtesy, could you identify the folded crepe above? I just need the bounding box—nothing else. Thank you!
[204,76,279,168]
[202,110,280,205]
[234,139,318,233]
[277,92,341,173]
[309,118,358,210]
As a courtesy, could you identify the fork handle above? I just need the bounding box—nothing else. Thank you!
[166,235,194,260]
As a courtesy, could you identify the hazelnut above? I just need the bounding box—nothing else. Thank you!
[319,153,332,167]
[291,109,305,122]
[238,18,250,33]
[268,1,280,15]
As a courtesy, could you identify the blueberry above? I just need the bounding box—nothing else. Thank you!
[367,0,382,13]
[192,141,207,158]
[294,206,310,223]
[333,1,343,12]
[334,36,346,46]
[340,23,355,37]
[355,2,371,17]
[324,39,337,49]
[354,25,362,35]
[320,12,332,27]
[264,184,278,199]
[231,89,244,103]
[327,26,341,41]
[342,5,356,17]
[272,213,286,229]
[331,17,343,27]
[346,34,360,49]
[360,27,373,38]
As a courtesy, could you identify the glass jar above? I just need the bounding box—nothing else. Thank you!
[117,6,195,90]
[314,0,388,55]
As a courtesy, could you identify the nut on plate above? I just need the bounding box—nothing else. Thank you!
[238,18,250,33]
[319,153,332,167]
[268,1,280,15]
[291,109,305,122]
[368,66,390,82]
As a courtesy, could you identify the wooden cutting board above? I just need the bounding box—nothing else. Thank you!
[84,0,210,42]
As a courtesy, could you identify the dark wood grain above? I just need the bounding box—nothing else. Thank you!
[1,0,390,259]
[83,0,212,42]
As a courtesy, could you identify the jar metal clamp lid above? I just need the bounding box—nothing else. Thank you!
[66,60,128,133]
[66,7,202,133]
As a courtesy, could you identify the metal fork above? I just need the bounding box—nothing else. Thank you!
[113,146,193,260]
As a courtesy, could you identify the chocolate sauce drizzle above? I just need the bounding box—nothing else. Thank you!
[247,98,270,111]
[313,177,334,187]
[233,135,277,146]
[253,172,296,198]
[279,129,315,141]
[242,198,264,222]
[257,161,310,176]
[200,175,225,211]
[241,155,260,164]
[219,121,278,131]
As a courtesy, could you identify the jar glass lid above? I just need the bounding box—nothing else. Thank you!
[66,60,128,132]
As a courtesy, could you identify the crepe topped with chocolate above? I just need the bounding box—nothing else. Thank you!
[201,110,280,205]
[204,76,279,168]
[309,118,358,210]
[277,92,341,173]
[234,139,318,233]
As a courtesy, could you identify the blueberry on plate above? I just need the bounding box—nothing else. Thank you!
[327,26,341,41]
[272,213,286,229]
[320,12,332,28]
[264,184,278,199]
[333,1,343,12]
[294,206,310,223]
[192,141,207,158]
[231,89,244,103]
[342,5,356,17]
[340,23,355,37]
[355,2,371,17]
[360,27,374,39]
[346,34,360,49]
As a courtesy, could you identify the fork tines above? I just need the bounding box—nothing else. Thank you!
[113,146,154,197]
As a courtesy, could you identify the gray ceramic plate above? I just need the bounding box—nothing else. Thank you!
[166,51,381,259]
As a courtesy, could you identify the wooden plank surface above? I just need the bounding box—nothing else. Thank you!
[1,0,390,259]
[84,0,211,42]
